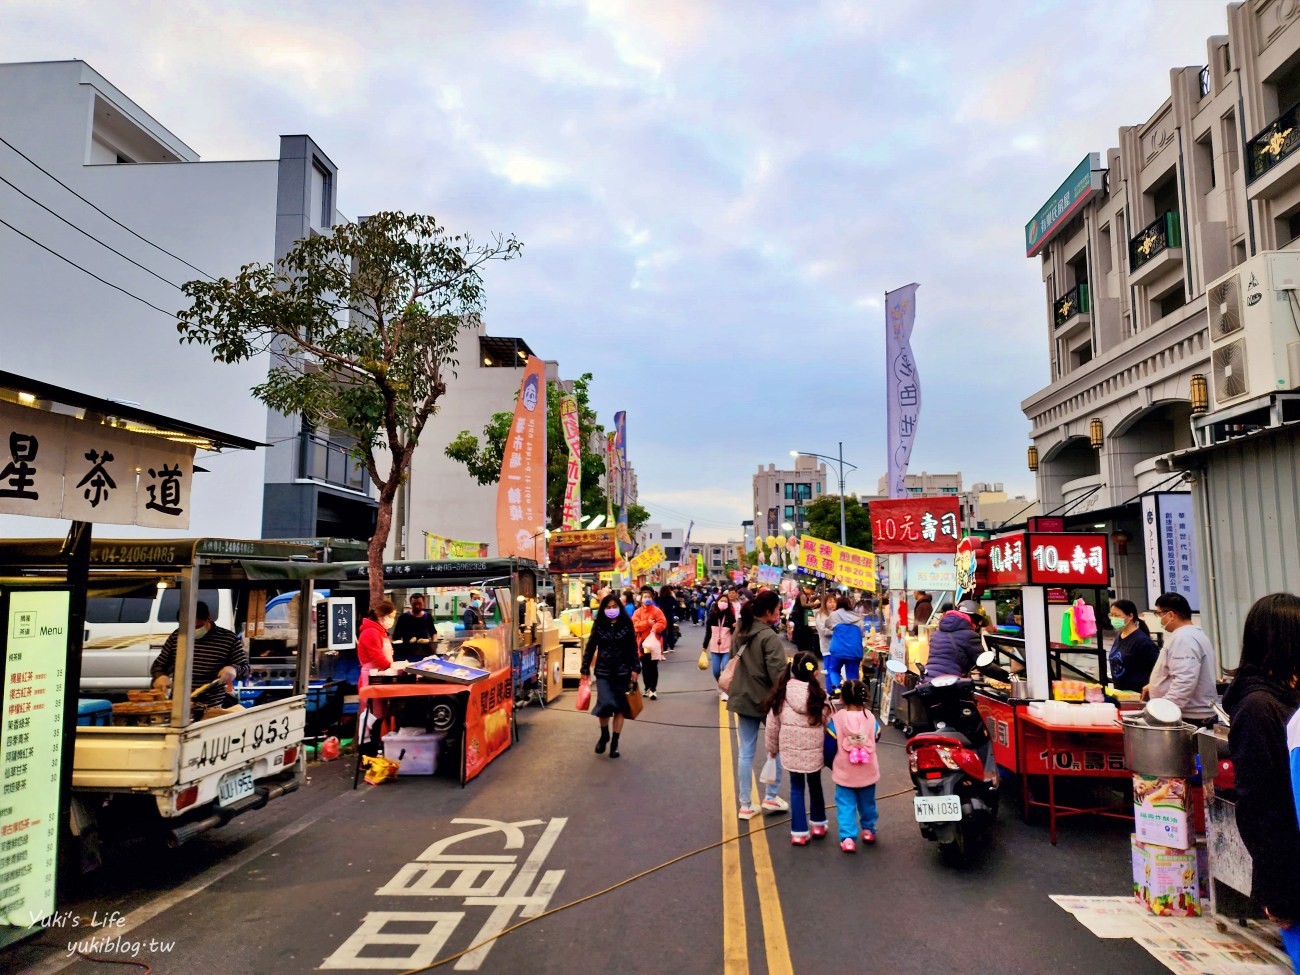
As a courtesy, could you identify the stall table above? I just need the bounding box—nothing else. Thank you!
[1015,710,1131,844]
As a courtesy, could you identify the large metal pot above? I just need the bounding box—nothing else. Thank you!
[1122,715,1197,777]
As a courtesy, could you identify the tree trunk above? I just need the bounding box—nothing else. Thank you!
[368,496,393,611]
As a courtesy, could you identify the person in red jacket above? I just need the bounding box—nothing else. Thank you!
[632,586,668,700]
[357,599,397,689]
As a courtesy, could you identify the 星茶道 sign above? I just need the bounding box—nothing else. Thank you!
[0,399,192,528]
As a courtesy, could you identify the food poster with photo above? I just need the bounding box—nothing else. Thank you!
[463,668,514,782]
[495,356,547,560]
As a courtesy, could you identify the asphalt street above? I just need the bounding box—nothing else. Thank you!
[5,621,1172,975]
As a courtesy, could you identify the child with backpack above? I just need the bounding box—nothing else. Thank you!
[764,651,830,845]
[828,679,880,852]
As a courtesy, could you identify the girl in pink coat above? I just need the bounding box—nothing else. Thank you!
[828,679,881,852]
[765,651,830,845]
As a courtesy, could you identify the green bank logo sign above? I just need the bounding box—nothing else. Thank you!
[1026,153,1104,257]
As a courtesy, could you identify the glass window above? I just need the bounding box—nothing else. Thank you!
[119,597,155,623]
[784,506,795,519]
[85,597,124,623]
[158,588,221,623]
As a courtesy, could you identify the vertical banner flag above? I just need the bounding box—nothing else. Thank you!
[885,283,921,499]
[559,395,582,530]
[605,431,618,527]
[496,356,548,560]
[614,411,629,506]
[696,553,706,580]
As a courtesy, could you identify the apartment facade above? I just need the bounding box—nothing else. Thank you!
[753,457,828,536]
[1020,0,1300,605]
[0,60,374,540]
[866,473,1039,532]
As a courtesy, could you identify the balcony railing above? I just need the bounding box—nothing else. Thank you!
[1247,102,1300,182]
[299,432,368,493]
[1054,282,1090,328]
[1129,211,1182,271]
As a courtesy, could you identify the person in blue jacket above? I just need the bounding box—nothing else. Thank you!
[923,600,986,679]
[821,595,865,693]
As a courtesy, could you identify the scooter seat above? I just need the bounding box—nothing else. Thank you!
[908,729,974,749]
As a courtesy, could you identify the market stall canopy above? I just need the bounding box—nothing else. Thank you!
[337,557,542,591]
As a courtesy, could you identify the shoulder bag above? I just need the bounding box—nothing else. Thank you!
[717,641,746,694]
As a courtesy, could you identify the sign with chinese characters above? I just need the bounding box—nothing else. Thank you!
[559,396,582,531]
[465,669,513,781]
[547,529,617,575]
[1025,153,1105,257]
[986,532,1110,587]
[0,589,72,928]
[424,534,490,561]
[323,817,568,971]
[870,497,961,554]
[628,544,665,576]
[0,400,193,528]
[906,552,956,591]
[796,537,876,591]
[885,284,921,498]
[1140,493,1199,612]
[495,358,547,560]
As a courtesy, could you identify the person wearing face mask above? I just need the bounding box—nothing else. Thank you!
[633,586,669,699]
[704,593,737,690]
[1144,592,1219,726]
[357,599,398,689]
[1106,599,1159,693]
[462,592,486,631]
[581,593,642,758]
[151,600,248,709]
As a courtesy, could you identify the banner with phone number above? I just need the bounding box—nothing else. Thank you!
[796,537,877,591]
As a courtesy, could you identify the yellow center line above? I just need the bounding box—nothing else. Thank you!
[747,771,794,975]
[717,698,748,974]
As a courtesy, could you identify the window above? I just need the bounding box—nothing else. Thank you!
[815,483,822,494]
[159,588,221,623]
[1194,133,1215,196]
[1279,205,1300,248]
[309,161,332,230]
[941,487,958,495]
[783,484,794,500]
[86,597,152,624]
[1099,224,1113,276]
[1072,342,1093,369]
[712,557,722,567]
[1155,284,1187,320]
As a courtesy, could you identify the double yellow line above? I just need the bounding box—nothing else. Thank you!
[717,698,794,975]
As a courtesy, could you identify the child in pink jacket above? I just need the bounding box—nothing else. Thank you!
[828,679,880,852]
[765,651,830,845]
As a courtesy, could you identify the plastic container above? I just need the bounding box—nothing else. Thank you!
[381,731,445,776]
[76,699,113,726]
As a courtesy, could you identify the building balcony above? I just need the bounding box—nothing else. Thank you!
[299,432,368,494]
[1054,282,1090,329]
[1128,211,1182,286]
[1246,101,1300,199]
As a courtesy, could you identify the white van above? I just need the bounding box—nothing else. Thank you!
[80,586,235,694]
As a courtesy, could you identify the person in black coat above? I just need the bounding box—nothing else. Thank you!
[581,593,642,758]
[658,585,680,652]
[1222,593,1300,944]
[924,603,985,679]
[1106,599,1159,692]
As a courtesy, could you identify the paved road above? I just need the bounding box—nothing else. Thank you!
[5,621,1170,975]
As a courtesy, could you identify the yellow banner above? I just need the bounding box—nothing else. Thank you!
[629,543,665,575]
[796,537,876,591]
[426,534,490,560]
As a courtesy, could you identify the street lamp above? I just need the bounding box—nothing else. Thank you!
[582,514,606,529]
[790,442,858,546]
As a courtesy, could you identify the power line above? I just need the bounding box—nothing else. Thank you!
[0,172,186,291]
[0,215,177,319]
[0,134,215,281]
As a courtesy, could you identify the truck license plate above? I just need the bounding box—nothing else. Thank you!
[913,795,962,822]
[218,767,256,807]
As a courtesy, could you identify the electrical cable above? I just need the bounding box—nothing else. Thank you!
[72,953,152,973]
[0,133,215,281]
[0,172,187,290]
[0,215,177,318]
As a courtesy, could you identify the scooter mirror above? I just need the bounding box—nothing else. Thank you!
[885,659,907,675]
[975,649,996,669]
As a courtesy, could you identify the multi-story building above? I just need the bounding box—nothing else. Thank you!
[0,59,375,540]
[865,473,1039,533]
[874,471,962,498]
[634,523,685,567]
[753,457,827,536]
[686,541,744,581]
[1019,0,1300,606]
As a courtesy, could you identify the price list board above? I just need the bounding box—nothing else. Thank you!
[0,589,72,931]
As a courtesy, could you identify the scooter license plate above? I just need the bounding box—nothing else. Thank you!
[913,795,961,822]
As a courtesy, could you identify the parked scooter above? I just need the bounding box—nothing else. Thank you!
[889,651,1003,866]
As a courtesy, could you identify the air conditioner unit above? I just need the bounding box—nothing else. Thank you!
[1204,251,1300,411]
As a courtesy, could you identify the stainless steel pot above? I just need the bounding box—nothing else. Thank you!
[1122,715,1197,777]
[1011,680,1032,700]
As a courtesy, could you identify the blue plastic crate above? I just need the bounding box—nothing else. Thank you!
[76,699,113,726]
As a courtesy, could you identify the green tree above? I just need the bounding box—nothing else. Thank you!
[625,502,650,536]
[445,373,614,528]
[803,494,873,550]
[176,212,521,607]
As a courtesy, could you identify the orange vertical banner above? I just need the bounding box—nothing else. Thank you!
[496,356,548,560]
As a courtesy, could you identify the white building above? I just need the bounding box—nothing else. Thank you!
[0,60,375,541]
[752,457,828,536]
[634,522,685,566]
[865,472,1039,533]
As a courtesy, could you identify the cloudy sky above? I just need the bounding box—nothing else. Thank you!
[2,0,1233,541]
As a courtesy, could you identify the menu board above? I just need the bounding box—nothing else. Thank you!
[0,589,72,928]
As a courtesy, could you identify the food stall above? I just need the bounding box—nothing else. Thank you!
[546,528,618,684]
[335,557,553,786]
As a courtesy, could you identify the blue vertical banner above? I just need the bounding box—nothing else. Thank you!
[885,283,921,499]
[613,411,628,506]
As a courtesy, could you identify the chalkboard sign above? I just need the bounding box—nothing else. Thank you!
[326,598,357,651]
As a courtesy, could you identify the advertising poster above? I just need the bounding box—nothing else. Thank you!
[495,357,547,560]
[1141,493,1199,612]
[463,669,513,782]
[629,544,665,576]
[795,537,876,591]
[548,529,618,574]
[906,552,956,591]
[425,534,490,560]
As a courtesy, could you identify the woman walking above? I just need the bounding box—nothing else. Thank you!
[789,586,821,659]
[1222,593,1300,967]
[633,586,668,700]
[727,589,789,819]
[813,591,835,660]
[658,585,680,654]
[703,592,737,691]
[765,651,829,845]
[823,595,865,694]
[1106,599,1159,693]
[580,593,642,758]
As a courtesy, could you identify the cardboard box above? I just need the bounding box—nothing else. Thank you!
[1131,835,1202,917]
[1133,774,1192,849]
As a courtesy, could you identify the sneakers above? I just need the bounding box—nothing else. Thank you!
[790,833,810,846]
[840,838,857,853]
[646,690,657,700]
[861,829,877,845]
[810,823,828,839]
[760,796,789,813]
[738,805,758,820]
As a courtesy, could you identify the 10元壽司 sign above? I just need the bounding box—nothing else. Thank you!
[869,497,961,555]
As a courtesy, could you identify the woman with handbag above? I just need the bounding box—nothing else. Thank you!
[704,594,737,691]
[726,589,790,820]
[633,586,668,700]
[580,593,642,758]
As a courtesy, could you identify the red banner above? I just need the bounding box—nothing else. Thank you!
[496,357,547,560]
[987,532,1110,587]
[464,668,514,782]
[870,497,961,554]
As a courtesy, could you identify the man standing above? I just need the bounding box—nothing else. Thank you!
[392,593,437,656]
[911,591,933,634]
[151,600,248,709]
[1144,592,1219,725]
[462,592,486,631]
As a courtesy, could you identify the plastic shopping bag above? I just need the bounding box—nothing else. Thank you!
[1072,598,1098,640]
[576,678,592,711]
[759,756,778,784]
[698,650,709,670]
